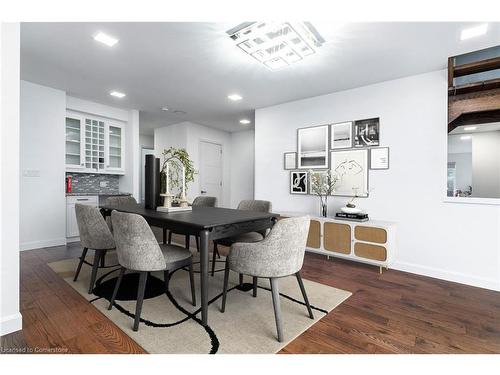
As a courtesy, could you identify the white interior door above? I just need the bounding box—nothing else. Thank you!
[141,147,155,202]
[199,141,223,205]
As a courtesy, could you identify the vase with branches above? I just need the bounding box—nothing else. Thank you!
[309,170,339,217]
[160,147,196,205]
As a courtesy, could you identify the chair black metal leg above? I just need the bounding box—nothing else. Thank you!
[163,270,170,291]
[88,250,102,294]
[239,273,244,286]
[185,234,190,249]
[220,259,230,313]
[73,247,88,282]
[211,243,218,276]
[253,276,258,297]
[100,251,106,267]
[168,230,172,245]
[108,267,125,310]
[133,271,148,331]
[296,272,314,319]
[188,262,196,306]
[195,236,200,252]
[163,227,167,244]
[270,278,283,342]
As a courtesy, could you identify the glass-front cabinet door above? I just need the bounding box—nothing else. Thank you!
[65,115,84,168]
[106,122,125,173]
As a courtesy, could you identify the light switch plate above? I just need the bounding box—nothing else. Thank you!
[23,169,40,177]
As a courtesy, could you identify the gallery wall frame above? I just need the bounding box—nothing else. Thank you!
[330,149,369,197]
[353,117,380,148]
[283,152,297,170]
[297,124,329,169]
[330,121,353,149]
[290,170,308,194]
[370,147,390,170]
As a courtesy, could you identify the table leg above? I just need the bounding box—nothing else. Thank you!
[199,229,209,326]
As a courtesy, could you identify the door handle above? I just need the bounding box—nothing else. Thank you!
[201,190,207,194]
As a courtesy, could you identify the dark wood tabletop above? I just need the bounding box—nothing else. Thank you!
[99,204,278,230]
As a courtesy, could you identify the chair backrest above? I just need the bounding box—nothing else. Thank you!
[111,210,166,271]
[75,204,115,250]
[237,200,272,213]
[105,196,137,207]
[192,196,217,207]
[232,216,310,277]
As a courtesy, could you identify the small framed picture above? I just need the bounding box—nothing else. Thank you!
[370,147,389,170]
[290,171,308,194]
[308,170,330,195]
[297,125,329,169]
[330,121,353,149]
[354,118,380,148]
[283,152,297,170]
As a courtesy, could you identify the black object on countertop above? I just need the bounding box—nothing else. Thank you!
[144,154,160,209]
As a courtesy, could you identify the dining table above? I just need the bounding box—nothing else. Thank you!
[99,203,278,326]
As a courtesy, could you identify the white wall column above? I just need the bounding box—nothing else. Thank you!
[0,22,22,336]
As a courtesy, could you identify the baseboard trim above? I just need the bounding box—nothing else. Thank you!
[391,260,500,292]
[20,238,66,251]
[0,313,22,336]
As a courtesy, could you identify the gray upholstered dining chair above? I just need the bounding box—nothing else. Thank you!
[212,199,272,277]
[74,204,116,294]
[105,195,137,206]
[167,196,218,250]
[220,216,313,342]
[108,210,196,331]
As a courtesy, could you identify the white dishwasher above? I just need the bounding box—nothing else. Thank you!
[66,195,98,240]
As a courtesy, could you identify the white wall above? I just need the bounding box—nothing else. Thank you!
[154,121,232,207]
[230,130,255,208]
[255,70,500,291]
[20,81,66,251]
[448,152,472,192]
[0,22,22,335]
[119,109,140,200]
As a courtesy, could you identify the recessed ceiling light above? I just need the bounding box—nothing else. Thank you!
[239,119,251,124]
[460,135,472,140]
[93,32,119,47]
[464,126,477,131]
[227,22,325,71]
[460,24,488,40]
[110,91,126,98]
[228,94,243,101]
[161,107,169,111]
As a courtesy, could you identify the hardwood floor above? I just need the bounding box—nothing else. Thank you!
[2,237,500,354]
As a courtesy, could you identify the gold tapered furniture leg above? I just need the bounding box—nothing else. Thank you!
[379,266,383,274]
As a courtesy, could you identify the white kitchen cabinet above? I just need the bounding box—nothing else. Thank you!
[65,111,125,175]
[66,195,98,240]
[65,115,85,169]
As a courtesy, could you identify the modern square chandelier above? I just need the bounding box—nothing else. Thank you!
[226,22,325,71]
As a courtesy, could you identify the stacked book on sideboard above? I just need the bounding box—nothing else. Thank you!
[335,212,369,222]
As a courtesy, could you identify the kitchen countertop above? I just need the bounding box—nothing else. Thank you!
[66,192,132,197]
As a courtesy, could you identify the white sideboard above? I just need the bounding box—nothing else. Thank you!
[280,212,397,273]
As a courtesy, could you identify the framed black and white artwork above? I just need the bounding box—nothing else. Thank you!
[330,149,369,197]
[283,152,297,170]
[353,118,380,148]
[330,121,353,149]
[370,147,389,170]
[297,125,329,169]
[290,171,308,194]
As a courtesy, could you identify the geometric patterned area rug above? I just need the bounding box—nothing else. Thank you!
[47,252,351,354]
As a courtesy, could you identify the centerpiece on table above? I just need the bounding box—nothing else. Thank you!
[309,169,339,217]
[158,147,196,212]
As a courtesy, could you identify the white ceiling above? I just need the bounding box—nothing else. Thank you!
[20,22,500,135]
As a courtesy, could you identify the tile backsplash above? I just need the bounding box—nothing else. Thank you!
[66,172,119,194]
